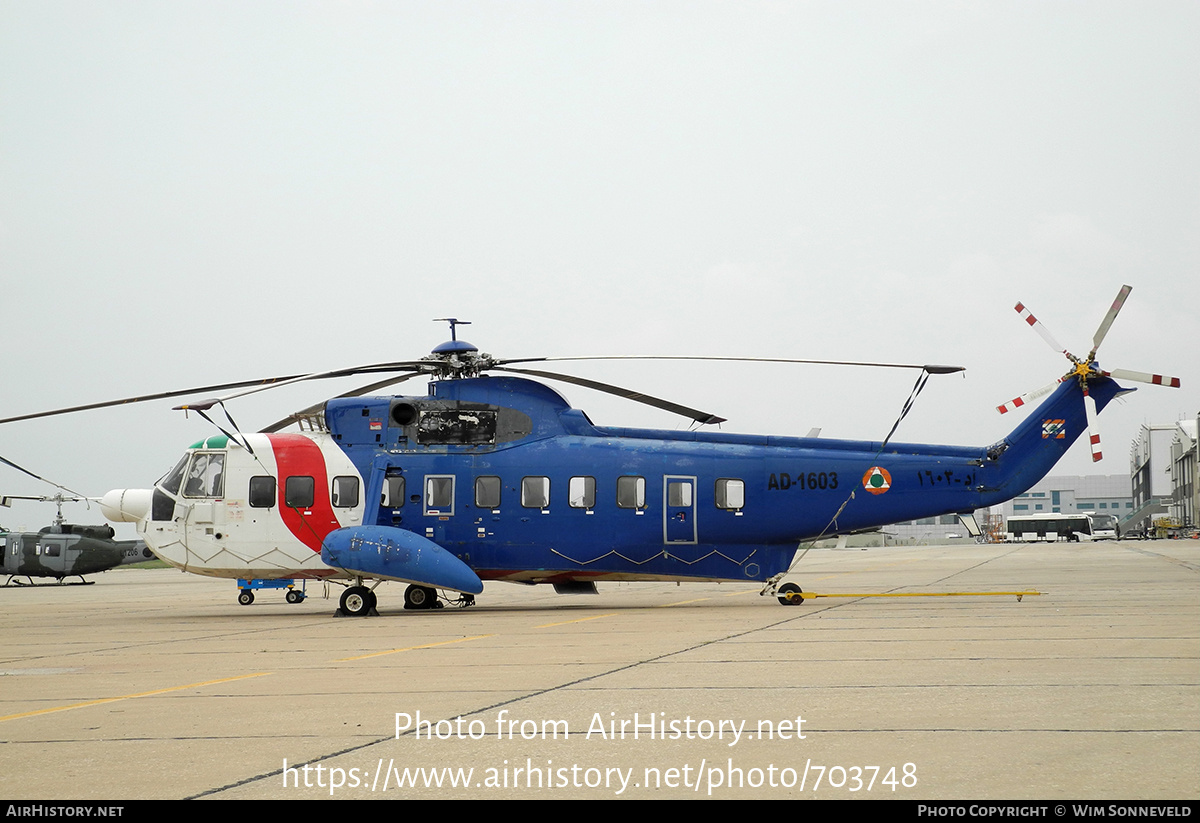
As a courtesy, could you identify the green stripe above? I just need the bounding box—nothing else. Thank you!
[188,435,230,450]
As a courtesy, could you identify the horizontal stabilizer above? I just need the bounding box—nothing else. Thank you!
[321,526,483,594]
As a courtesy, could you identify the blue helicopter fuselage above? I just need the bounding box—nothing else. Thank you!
[315,373,1123,586]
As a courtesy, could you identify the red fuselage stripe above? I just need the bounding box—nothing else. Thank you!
[266,434,340,552]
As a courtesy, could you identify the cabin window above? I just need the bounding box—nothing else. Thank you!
[668,481,693,507]
[616,476,646,509]
[182,452,225,498]
[424,475,455,515]
[475,476,501,509]
[285,476,315,508]
[332,476,359,508]
[521,476,550,509]
[44,543,60,557]
[382,476,405,508]
[249,476,276,508]
[568,476,595,509]
[715,478,744,510]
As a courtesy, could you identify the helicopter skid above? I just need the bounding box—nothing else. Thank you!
[4,576,95,587]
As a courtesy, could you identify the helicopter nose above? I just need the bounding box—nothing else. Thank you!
[100,489,153,523]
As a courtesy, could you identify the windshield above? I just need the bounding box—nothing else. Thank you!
[158,453,190,495]
[183,452,225,498]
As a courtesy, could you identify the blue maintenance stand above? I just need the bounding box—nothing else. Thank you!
[235,578,307,606]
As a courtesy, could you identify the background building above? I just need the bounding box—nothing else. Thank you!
[883,474,1132,544]
[1129,423,1180,532]
[1001,474,1133,520]
[1168,416,1198,528]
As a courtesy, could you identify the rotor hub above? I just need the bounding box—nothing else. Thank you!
[420,342,496,379]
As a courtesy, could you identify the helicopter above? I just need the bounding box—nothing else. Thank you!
[4,288,1181,615]
[1,494,153,585]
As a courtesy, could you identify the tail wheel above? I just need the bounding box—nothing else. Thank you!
[777,582,804,606]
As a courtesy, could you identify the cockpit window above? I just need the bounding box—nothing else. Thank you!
[182,452,225,498]
[159,453,190,495]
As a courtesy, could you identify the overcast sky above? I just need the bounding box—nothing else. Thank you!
[2,1,1196,530]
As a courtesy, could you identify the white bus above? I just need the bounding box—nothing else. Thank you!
[1087,513,1118,540]
[1005,513,1111,543]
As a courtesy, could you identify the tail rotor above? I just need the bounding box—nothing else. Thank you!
[999,284,1181,462]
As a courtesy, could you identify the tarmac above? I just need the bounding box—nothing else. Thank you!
[1,538,1197,800]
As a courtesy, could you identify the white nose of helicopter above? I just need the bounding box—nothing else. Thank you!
[100,488,153,523]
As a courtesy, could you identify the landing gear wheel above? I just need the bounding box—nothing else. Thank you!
[340,586,375,617]
[238,589,255,606]
[285,589,304,604]
[777,583,803,606]
[404,585,437,610]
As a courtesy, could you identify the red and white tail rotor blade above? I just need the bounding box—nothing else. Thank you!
[1014,302,1076,361]
[996,378,1063,414]
[1104,368,1182,388]
[1081,383,1103,462]
[1088,284,1132,358]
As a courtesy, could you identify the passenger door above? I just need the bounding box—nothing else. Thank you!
[663,475,697,544]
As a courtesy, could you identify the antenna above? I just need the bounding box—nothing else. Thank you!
[433,318,471,341]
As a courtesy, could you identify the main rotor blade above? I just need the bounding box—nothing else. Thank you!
[0,362,427,426]
[491,366,727,425]
[173,361,430,411]
[0,493,87,505]
[1014,302,1076,362]
[0,376,302,425]
[258,372,424,433]
[1103,368,1181,388]
[496,355,965,375]
[1089,284,1132,358]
